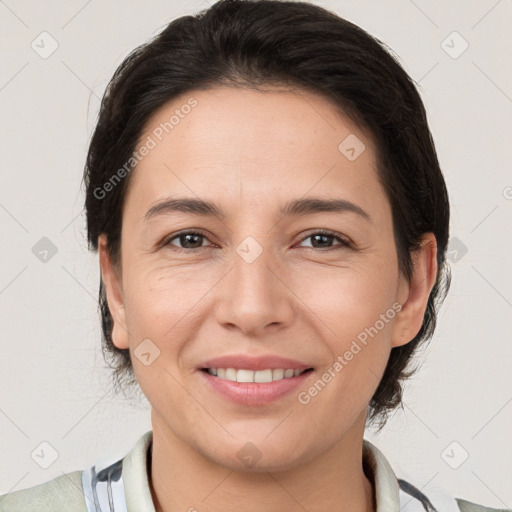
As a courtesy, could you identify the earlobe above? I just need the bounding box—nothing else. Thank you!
[391,233,438,348]
[98,234,130,350]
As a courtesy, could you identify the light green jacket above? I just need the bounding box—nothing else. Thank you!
[0,431,509,511]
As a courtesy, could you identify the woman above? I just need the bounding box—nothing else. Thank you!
[0,1,507,511]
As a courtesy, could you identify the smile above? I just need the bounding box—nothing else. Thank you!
[199,367,315,405]
[203,367,313,382]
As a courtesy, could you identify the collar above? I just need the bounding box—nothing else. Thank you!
[82,430,459,512]
[362,438,400,511]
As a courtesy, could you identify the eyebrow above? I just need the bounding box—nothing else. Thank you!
[144,196,372,224]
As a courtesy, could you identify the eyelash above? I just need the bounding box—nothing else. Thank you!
[162,229,352,252]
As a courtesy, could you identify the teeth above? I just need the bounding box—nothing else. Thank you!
[225,368,237,381]
[237,369,260,382]
[272,368,284,380]
[255,369,273,383]
[206,367,308,382]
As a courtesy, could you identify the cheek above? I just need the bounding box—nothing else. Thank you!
[294,253,400,336]
[122,267,200,403]
[292,253,399,387]
[122,262,215,346]
[295,285,396,425]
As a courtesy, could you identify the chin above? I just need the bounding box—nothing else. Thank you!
[204,434,312,474]
[225,451,306,474]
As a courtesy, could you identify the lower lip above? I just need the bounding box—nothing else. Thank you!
[198,369,314,405]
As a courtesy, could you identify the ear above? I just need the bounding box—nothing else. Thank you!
[391,232,438,348]
[98,234,129,350]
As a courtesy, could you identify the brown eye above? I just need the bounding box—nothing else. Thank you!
[162,229,351,253]
[297,230,351,250]
[164,230,211,251]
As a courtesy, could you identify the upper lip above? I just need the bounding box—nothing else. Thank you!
[199,354,313,371]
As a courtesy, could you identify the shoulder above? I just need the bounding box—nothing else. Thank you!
[456,497,512,512]
[362,438,510,512]
[0,430,152,512]
[398,477,511,512]
[0,470,87,512]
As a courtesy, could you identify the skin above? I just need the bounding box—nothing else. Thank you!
[98,85,438,512]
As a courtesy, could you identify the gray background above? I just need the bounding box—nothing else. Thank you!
[0,0,511,508]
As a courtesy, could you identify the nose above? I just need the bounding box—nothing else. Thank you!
[214,238,296,337]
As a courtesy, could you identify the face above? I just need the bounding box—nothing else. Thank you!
[99,86,436,472]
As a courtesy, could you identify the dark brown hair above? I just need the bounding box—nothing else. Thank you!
[82,0,451,431]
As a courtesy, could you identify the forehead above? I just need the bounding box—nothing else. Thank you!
[124,86,385,221]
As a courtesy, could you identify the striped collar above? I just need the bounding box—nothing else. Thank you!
[82,430,460,512]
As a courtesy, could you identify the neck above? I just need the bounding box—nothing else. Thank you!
[149,409,375,512]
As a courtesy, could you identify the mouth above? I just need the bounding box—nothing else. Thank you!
[196,354,315,404]
[201,368,313,383]
[200,367,314,382]
[198,366,315,405]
